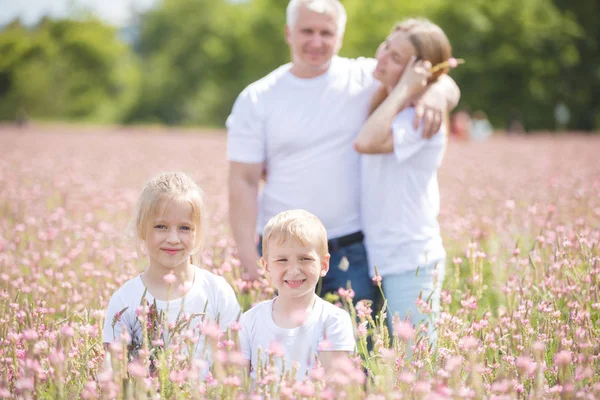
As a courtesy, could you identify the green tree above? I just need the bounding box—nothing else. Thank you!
[0,17,139,122]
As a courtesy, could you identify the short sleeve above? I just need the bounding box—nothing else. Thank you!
[239,312,252,360]
[213,276,242,332]
[226,87,266,163]
[103,294,128,343]
[391,108,431,163]
[322,308,356,352]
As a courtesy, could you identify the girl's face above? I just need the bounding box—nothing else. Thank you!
[374,32,416,89]
[145,197,197,273]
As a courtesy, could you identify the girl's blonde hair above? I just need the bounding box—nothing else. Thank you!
[369,18,452,115]
[135,172,205,259]
[262,209,328,259]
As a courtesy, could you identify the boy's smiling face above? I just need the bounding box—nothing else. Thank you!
[263,237,330,300]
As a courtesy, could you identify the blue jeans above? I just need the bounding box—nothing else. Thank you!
[320,241,377,305]
[382,259,446,345]
[258,239,377,305]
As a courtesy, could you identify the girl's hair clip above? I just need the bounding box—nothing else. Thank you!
[430,57,465,74]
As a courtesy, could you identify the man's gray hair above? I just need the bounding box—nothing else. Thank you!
[286,0,347,37]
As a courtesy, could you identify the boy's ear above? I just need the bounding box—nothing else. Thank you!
[260,257,269,272]
[320,254,330,276]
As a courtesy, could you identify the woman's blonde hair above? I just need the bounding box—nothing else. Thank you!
[262,209,328,259]
[135,172,205,259]
[369,18,452,115]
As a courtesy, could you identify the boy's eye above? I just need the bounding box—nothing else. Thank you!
[180,226,192,231]
[302,257,313,261]
[276,258,287,262]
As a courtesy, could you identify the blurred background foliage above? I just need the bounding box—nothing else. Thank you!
[0,0,598,131]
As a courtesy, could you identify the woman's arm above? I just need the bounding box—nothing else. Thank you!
[354,58,431,154]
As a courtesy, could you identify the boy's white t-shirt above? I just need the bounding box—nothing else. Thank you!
[103,267,240,360]
[226,56,378,238]
[239,296,355,381]
[361,108,447,277]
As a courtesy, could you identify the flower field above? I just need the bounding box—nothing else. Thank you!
[1,125,599,399]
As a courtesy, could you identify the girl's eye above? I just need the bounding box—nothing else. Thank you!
[154,225,166,229]
[302,257,314,261]
[276,259,287,263]
[180,226,192,231]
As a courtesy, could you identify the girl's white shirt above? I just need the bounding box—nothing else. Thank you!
[361,107,447,277]
[103,266,240,361]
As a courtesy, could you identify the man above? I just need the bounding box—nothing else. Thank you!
[227,0,459,305]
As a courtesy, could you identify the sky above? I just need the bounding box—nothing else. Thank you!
[0,0,160,26]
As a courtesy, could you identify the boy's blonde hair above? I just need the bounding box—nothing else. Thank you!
[262,209,328,258]
[135,172,205,256]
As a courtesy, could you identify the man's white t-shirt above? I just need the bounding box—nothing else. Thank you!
[103,267,240,360]
[361,108,447,277]
[239,297,355,381]
[227,56,378,238]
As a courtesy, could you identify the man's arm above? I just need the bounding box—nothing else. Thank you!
[228,161,263,280]
[414,75,461,138]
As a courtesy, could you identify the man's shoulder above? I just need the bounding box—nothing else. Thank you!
[333,56,377,73]
[242,64,292,96]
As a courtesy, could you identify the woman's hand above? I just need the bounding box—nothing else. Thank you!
[393,57,432,101]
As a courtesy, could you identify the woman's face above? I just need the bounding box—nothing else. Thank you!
[374,32,416,89]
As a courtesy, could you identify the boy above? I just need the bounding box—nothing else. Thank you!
[239,209,356,381]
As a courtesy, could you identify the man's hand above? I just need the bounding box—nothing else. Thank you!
[240,253,262,281]
[413,74,461,138]
[413,88,445,139]
[229,161,262,282]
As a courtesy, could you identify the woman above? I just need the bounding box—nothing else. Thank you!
[354,19,454,344]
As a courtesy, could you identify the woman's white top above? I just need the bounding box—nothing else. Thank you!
[361,107,447,277]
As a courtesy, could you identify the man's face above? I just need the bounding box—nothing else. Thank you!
[285,4,342,77]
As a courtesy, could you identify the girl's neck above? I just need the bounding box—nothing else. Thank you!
[272,293,317,329]
[141,261,195,301]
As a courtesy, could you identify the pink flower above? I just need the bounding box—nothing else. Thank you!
[448,57,458,68]
[554,350,571,367]
[22,329,39,341]
[318,339,331,351]
[128,362,147,378]
[228,320,242,332]
[393,320,415,341]
[267,340,285,357]
[200,321,222,340]
[163,273,177,284]
[459,336,479,351]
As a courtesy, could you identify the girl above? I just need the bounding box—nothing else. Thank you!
[354,19,453,343]
[102,172,240,363]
